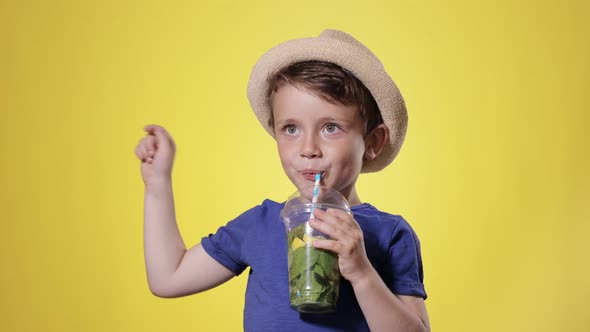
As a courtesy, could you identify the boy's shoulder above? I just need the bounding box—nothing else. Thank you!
[352,203,417,236]
[352,203,403,222]
[231,199,284,223]
[257,199,285,215]
[260,198,285,208]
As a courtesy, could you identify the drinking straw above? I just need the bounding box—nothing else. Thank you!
[310,172,322,218]
[306,173,322,236]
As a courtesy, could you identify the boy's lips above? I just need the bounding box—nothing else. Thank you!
[301,169,324,181]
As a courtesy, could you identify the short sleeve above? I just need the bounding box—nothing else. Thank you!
[383,216,427,299]
[200,206,260,276]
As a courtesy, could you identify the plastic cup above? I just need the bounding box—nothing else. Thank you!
[280,185,351,314]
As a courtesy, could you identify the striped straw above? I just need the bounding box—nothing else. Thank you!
[310,172,321,217]
[307,172,322,236]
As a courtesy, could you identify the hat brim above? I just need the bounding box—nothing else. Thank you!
[247,30,407,173]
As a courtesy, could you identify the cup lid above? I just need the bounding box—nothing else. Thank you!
[281,185,351,217]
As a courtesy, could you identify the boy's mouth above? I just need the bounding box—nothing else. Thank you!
[301,169,323,182]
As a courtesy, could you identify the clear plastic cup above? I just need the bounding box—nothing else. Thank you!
[280,185,351,313]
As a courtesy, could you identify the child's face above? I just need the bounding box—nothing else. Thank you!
[272,84,367,201]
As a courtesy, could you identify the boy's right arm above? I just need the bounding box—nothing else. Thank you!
[137,125,235,298]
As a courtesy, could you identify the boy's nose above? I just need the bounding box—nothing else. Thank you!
[300,134,322,159]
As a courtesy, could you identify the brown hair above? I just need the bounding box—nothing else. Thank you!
[267,61,383,135]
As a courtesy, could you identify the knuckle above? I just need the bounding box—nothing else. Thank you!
[329,242,339,251]
[354,237,363,246]
[343,246,353,256]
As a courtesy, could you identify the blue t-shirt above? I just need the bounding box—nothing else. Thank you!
[201,199,426,331]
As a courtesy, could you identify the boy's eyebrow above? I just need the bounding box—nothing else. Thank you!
[313,116,356,127]
[274,117,300,126]
[275,116,354,126]
[317,116,350,123]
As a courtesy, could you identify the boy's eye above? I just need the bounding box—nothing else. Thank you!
[323,123,341,134]
[283,125,299,135]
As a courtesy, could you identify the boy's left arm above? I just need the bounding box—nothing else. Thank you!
[310,209,430,332]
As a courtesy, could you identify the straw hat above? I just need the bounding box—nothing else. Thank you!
[247,29,408,173]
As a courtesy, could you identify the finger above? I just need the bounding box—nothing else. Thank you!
[326,208,354,222]
[313,209,353,231]
[144,124,162,133]
[309,215,347,241]
[143,135,156,156]
[135,139,148,159]
[312,238,342,254]
[322,209,359,234]
[135,145,144,160]
[136,144,150,162]
[136,135,155,159]
[144,124,164,143]
[139,139,152,158]
[144,124,175,149]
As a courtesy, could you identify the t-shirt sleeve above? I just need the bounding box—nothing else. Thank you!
[200,205,260,276]
[383,216,427,299]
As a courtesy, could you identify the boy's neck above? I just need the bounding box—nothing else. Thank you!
[342,186,362,207]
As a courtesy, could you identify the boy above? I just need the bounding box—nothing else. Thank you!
[135,29,429,331]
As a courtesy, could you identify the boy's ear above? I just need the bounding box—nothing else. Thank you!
[364,124,389,161]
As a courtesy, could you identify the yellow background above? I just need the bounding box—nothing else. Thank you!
[1,0,588,331]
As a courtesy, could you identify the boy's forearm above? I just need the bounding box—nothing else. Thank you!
[352,269,429,332]
[143,177,187,294]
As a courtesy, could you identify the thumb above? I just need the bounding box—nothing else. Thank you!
[144,124,171,144]
[144,124,176,156]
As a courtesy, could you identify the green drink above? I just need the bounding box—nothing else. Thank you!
[287,223,340,313]
[281,185,351,313]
